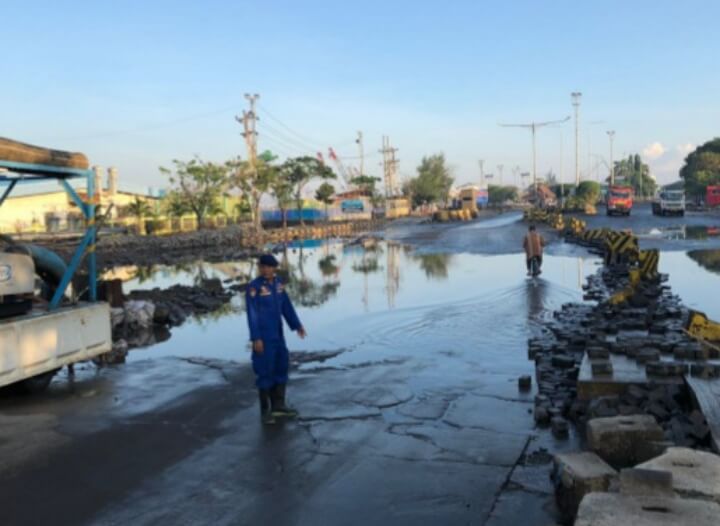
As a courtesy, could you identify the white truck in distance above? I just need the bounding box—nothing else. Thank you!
[652,189,685,216]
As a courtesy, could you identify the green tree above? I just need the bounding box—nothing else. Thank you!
[281,156,336,226]
[270,172,294,231]
[163,191,190,219]
[160,158,228,227]
[350,175,381,195]
[315,182,336,221]
[125,196,153,222]
[609,154,656,198]
[488,185,518,204]
[404,154,454,207]
[229,151,279,231]
[576,181,602,204]
[680,139,720,200]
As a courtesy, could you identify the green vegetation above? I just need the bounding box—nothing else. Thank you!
[315,182,336,219]
[610,154,656,198]
[124,196,154,222]
[679,138,720,199]
[576,181,602,203]
[160,158,228,226]
[488,185,517,204]
[403,154,454,207]
[280,156,336,226]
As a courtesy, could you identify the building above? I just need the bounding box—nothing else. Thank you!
[0,166,159,233]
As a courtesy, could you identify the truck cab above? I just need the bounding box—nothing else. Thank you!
[707,185,720,208]
[652,189,685,216]
[607,186,633,216]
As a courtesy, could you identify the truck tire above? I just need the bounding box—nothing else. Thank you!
[17,370,57,394]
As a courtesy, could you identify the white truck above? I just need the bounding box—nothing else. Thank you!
[0,141,112,392]
[652,189,685,216]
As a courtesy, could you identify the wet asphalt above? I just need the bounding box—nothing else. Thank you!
[1,205,719,526]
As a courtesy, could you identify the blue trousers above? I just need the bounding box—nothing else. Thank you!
[252,340,289,390]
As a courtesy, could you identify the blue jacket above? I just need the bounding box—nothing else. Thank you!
[246,276,302,343]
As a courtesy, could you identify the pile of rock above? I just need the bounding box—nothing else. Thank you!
[103,278,235,361]
[552,417,720,524]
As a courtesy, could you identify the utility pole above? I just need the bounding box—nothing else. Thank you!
[497,164,504,186]
[571,92,582,187]
[607,130,615,186]
[499,116,570,192]
[379,136,399,197]
[478,160,485,188]
[356,131,364,176]
[236,94,260,166]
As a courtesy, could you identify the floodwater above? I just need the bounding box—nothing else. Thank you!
[122,241,600,369]
[119,238,720,367]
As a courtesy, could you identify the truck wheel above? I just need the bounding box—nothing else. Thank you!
[17,370,57,394]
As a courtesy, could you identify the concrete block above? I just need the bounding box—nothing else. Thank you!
[551,417,569,438]
[591,360,613,376]
[637,447,720,504]
[586,415,664,467]
[518,375,532,391]
[576,492,720,526]
[619,468,674,498]
[552,451,617,522]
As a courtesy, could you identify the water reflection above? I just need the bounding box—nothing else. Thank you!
[638,225,720,241]
[526,279,549,322]
[687,249,720,275]
[413,253,453,280]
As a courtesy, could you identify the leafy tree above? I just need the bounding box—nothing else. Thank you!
[414,253,452,279]
[350,175,381,195]
[281,156,336,226]
[608,154,656,197]
[229,151,279,231]
[404,154,454,207]
[160,158,228,227]
[488,185,518,204]
[124,196,153,222]
[163,191,191,218]
[270,172,294,231]
[315,182,336,221]
[680,139,720,199]
[576,181,602,204]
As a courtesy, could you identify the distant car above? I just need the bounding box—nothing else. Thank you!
[607,186,633,216]
[652,190,685,216]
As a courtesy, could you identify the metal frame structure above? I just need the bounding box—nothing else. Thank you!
[0,160,97,308]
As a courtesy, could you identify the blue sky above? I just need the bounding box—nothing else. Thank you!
[3,0,719,192]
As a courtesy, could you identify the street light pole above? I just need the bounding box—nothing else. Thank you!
[571,92,582,187]
[607,130,616,186]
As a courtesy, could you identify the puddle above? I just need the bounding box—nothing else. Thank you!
[635,224,720,241]
[113,242,597,368]
[663,249,720,321]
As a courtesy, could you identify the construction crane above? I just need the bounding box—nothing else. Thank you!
[327,147,353,189]
[499,116,570,191]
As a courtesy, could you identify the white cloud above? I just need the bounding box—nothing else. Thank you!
[676,143,695,156]
[642,142,666,160]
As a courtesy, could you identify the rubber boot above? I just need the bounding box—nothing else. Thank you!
[259,389,276,425]
[271,384,298,418]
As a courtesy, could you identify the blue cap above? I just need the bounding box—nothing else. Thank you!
[259,254,279,267]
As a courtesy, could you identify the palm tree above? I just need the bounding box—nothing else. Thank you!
[125,197,153,233]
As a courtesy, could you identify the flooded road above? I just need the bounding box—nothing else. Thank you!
[2,211,720,526]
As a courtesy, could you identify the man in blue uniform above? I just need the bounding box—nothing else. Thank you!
[246,254,306,424]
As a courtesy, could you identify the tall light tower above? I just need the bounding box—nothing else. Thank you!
[499,116,570,192]
[571,92,582,187]
[607,130,616,186]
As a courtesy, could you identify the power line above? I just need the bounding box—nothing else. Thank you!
[46,105,238,141]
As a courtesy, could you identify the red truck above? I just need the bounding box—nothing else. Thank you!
[606,185,633,216]
[706,185,720,208]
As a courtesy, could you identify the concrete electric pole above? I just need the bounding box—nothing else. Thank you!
[497,164,504,186]
[379,136,399,197]
[236,93,260,167]
[607,130,615,186]
[499,116,570,192]
[478,160,485,187]
[571,92,582,187]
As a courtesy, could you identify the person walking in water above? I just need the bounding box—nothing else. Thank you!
[523,224,546,276]
[246,254,306,424]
